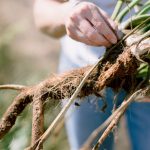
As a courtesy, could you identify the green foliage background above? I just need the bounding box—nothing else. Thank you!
[0,25,69,150]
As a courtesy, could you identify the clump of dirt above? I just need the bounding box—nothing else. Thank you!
[39,44,138,100]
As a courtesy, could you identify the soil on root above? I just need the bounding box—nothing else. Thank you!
[0,44,139,139]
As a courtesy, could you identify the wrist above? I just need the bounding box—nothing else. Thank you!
[60,2,73,26]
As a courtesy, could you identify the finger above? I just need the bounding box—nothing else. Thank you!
[99,9,120,39]
[66,21,98,46]
[85,7,118,44]
[76,16,112,47]
[80,19,112,47]
[100,9,117,31]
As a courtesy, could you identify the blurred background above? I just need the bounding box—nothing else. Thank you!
[0,0,130,149]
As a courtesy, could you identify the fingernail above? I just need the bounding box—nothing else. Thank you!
[116,30,123,39]
[111,36,117,44]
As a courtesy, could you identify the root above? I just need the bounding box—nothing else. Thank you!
[1,36,149,139]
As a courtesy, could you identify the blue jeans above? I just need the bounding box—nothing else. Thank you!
[58,51,150,150]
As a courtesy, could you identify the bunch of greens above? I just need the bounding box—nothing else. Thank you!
[112,0,150,83]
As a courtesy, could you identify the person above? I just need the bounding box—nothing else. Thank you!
[33,0,150,150]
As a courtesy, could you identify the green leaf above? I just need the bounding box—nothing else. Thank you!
[136,63,149,78]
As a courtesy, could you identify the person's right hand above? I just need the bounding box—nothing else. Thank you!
[65,2,118,47]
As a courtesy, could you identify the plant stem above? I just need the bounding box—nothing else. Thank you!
[116,0,140,23]
[137,4,150,15]
[0,84,26,90]
[139,23,150,33]
[92,88,144,150]
[120,14,150,30]
[111,0,124,20]
[145,0,150,5]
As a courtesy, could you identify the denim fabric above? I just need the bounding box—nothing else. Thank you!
[126,102,150,150]
[58,50,150,150]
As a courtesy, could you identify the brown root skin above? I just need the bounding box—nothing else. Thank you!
[0,88,33,139]
[32,94,44,149]
[0,44,141,139]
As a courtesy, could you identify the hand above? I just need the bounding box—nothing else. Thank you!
[65,2,118,47]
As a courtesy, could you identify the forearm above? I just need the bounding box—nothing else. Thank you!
[34,0,71,38]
